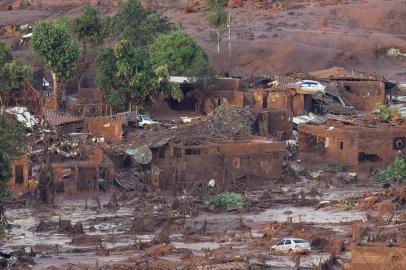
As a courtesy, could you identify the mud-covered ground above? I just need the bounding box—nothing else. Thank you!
[1,154,385,269]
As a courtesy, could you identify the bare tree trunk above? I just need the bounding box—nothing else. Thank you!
[217,29,221,73]
[52,72,59,112]
[228,8,232,77]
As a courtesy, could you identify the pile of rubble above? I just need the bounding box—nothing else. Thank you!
[137,105,259,146]
[207,105,258,139]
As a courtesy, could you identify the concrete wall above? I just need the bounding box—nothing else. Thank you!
[204,90,244,115]
[338,80,385,112]
[85,116,125,144]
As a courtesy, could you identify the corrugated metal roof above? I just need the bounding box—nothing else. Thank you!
[43,109,83,126]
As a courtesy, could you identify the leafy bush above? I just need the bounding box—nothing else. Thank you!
[211,192,244,210]
[375,103,401,121]
[378,154,406,182]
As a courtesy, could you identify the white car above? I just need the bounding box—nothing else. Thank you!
[288,80,326,97]
[270,238,311,254]
[138,115,158,128]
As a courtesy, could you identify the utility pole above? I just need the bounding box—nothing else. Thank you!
[228,6,232,77]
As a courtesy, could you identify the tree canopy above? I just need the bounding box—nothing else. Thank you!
[73,5,106,46]
[31,21,80,111]
[206,0,228,28]
[96,39,181,111]
[149,31,212,77]
[31,21,80,82]
[111,0,175,47]
[0,42,32,95]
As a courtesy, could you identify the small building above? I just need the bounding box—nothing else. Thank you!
[298,118,406,171]
[151,138,286,192]
[9,154,29,188]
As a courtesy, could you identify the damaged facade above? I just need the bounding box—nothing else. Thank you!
[299,118,406,170]
[151,138,286,192]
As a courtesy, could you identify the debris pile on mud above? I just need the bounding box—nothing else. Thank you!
[207,106,258,138]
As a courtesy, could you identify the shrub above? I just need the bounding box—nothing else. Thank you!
[378,154,406,182]
[211,192,244,210]
[375,103,401,121]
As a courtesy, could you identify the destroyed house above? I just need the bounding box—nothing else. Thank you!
[51,147,114,194]
[43,108,84,135]
[299,119,406,170]
[130,106,289,192]
[151,138,286,192]
[308,67,386,112]
[333,77,385,112]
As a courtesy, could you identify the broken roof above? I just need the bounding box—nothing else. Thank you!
[133,106,260,148]
[43,108,83,126]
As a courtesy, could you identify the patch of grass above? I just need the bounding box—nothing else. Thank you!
[303,167,319,173]
[325,160,346,172]
[211,192,244,210]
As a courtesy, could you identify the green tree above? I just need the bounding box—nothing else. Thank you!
[0,114,25,198]
[0,61,32,94]
[0,42,13,67]
[0,42,32,105]
[149,31,212,76]
[72,5,106,90]
[96,39,181,111]
[31,21,80,111]
[111,0,175,47]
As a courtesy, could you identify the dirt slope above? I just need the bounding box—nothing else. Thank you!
[163,0,406,81]
[1,0,405,81]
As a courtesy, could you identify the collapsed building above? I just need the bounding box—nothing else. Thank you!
[130,106,290,192]
[308,67,387,112]
[298,117,406,171]
[150,138,285,193]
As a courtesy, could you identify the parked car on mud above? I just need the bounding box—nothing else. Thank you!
[270,238,311,254]
[138,115,159,128]
[287,80,326,97]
